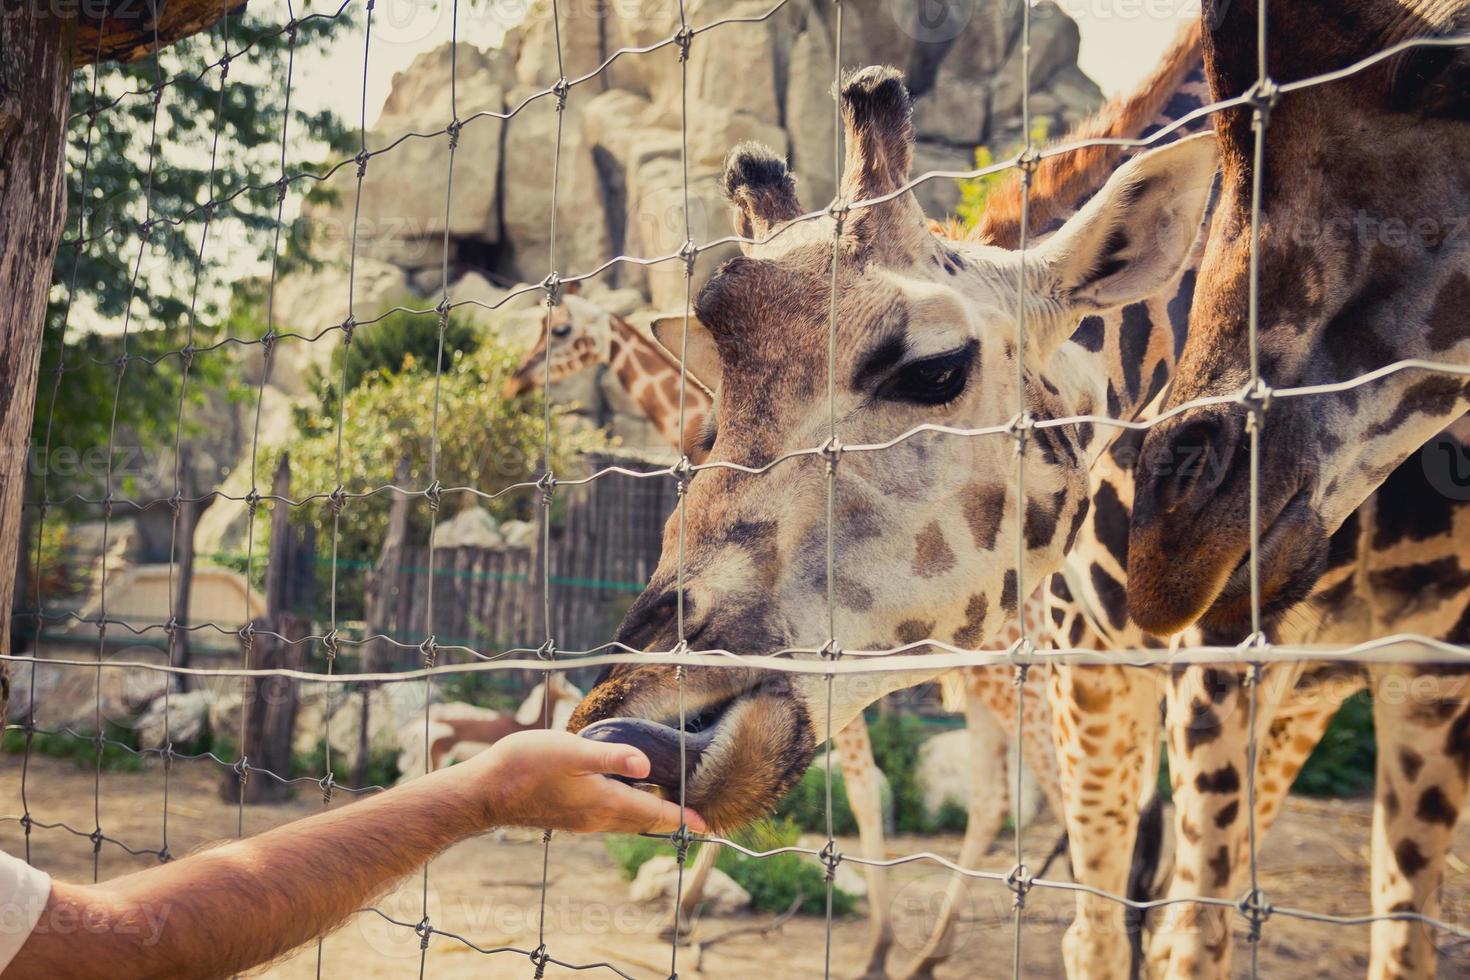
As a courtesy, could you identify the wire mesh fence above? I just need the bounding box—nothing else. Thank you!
[8,0,1470,977]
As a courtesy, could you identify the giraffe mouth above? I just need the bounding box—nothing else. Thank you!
[1201,487,1325,633]
[577,702,729,792]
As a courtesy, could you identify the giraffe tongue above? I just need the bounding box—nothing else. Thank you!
[578,717,714,792]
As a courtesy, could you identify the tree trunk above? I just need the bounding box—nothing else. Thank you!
[0,9,74,729]
[221,454,304,804]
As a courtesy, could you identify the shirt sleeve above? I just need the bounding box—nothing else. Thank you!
[0,850,51,971]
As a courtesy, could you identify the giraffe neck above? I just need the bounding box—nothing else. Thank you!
[606,314,714,453]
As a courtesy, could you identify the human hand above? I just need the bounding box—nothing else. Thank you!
[466,729,707,835]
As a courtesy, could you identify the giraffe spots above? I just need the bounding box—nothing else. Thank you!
[1385,786,1400,819]
[912,521,956,578]
[1425,271,1470,352]
[952,594,989,648]
[1023,492,1065,550]
[1207,845,1231,888]
[1000,571,1017,615]
[1071,315,1105,352]
[895,619,934,645]
[1447,704,1470,779]
[1365,376,1466,440]
[1167,268,1195,357]
[1400,747,1425,782]
[1070,676,1112,713]
[1119,302,1152,405]
[1088,562,1128,631]
[1183,697,1223,752]
[1194,763,1241,794]
[960,483,1006,551]
[1369,557,1470,609]
[1394,838,1429,878]
[1416,785,1459,827]
[1062,496,1089,553]
[1213,799,1240,828]
[1092,478,1131,568]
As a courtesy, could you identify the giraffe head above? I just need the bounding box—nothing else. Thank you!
[503,284,610,398]
[569,66,1219,830]
[1126,0,1470,637]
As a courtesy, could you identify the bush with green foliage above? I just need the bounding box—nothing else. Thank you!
[263,309,607,621]
[953,117,1053,231]
[606,818,855,917]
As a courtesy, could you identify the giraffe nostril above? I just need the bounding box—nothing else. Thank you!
[1153,416,1237,516]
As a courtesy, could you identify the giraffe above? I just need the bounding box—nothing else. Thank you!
[507,286,1063,977]
[502,284,711,458]
[1117,3,1470,976]
[566,50,1218,902]
[552,53,1470,980]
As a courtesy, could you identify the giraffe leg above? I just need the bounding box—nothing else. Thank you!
[663,841,719,939]
[894,676,1012,980]
[1051,664,1160,980]
[1365,666,1470,980]
[1148,663,1303,979]
[836,717,895,980]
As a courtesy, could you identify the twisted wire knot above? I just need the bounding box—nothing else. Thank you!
[818,840,841,882]
[1237,887,1273,941]
[530,943,550,978]
[1005,862,1033,909]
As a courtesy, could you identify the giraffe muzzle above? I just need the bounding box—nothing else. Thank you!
[578,716,716,792]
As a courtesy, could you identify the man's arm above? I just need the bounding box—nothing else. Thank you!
[7,730,702,979]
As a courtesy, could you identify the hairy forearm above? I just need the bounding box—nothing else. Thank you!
[11,764,496,979]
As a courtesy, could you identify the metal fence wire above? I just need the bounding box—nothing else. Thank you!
[8,1,1470,977]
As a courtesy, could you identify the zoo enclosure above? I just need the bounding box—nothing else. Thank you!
[8,1,1470,979]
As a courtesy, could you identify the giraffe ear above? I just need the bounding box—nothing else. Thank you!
[1036,132,1218,353]
[651,313,721,390]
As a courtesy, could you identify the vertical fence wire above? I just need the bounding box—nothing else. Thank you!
[1010,0,1035,973]
[1242,0,1274,973]
[532,4,568,975]
[820,4,846,978]
[89,3,167,882]
[21,22,106,868]
[161,3,233,870]
[235,0,302,841]
[668,2,694,974]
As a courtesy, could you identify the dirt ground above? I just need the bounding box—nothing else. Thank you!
[4,754,1469,979]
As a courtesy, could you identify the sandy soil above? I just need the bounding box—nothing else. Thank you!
[3,754,1468,978]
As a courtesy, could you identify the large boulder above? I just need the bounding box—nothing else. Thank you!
[500,85,612,282]
[915,727,1044,829]
[347,43,517,272]
[630,854,750,914]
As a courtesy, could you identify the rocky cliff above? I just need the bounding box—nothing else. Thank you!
[305,0,1103,318]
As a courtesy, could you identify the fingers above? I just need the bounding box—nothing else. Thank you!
[596,780,707,835]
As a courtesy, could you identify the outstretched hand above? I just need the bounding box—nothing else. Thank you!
[465,729,707,835]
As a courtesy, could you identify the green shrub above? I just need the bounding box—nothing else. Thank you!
[1293,692,1376,797]
[2,723,147,773]
[772,763,857,836]
[291,737,401,788]
[605,818,856,916]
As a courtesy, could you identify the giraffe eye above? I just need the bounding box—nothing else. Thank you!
[878,341,977,407]
[552,323,573,338]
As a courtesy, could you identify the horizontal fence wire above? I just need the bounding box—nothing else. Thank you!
[10,0,1470,976]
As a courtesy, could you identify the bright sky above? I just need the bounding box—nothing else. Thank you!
[292,0,1198,125]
